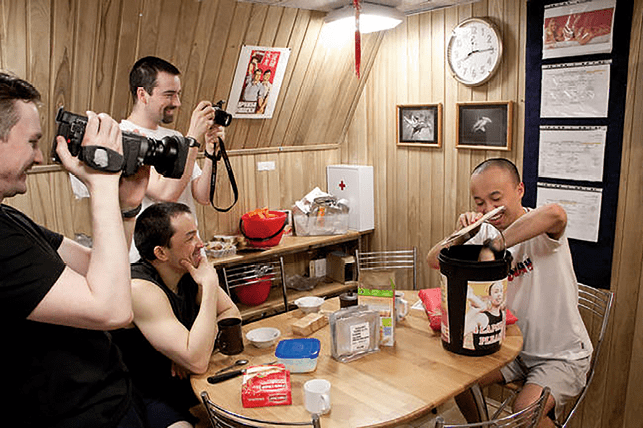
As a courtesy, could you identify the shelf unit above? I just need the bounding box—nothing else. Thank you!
[209,230,372,322]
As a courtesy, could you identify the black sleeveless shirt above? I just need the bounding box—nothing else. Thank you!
[473,311,504,351]
[112,260,200,411]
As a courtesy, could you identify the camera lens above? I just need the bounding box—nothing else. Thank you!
[214,109,232,127]
[142,136,189,179]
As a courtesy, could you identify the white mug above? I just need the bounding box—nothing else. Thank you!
[395,291,409,321]
[304,379,331,415]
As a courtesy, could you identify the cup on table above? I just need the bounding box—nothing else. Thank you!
[304,379,331,415]
[215,318,244,355]
[395,291,409,322]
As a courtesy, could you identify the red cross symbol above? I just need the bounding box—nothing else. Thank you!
[338,180,346,191]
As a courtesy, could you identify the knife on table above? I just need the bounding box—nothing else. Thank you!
[207,368,246,384]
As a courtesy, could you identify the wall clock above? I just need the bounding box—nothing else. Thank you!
[447,17,503,87]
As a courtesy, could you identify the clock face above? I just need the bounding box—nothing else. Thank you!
[447,18,503,86]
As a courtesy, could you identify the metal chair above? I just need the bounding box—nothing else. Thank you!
[220,258,287,318]
[355,248,417,289]
[434,387,551,428]
[485,283,614,427]
[556,283,614,427]
[200,391,321,428]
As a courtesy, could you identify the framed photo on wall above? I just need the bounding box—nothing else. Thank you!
[397,103,442,147]
[456,101,513,150]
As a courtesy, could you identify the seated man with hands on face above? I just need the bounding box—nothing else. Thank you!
[0,71,150,427]
[426,158,592,428]
[112,202,240,428]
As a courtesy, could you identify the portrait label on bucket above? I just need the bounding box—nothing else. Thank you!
[438,244,512,356]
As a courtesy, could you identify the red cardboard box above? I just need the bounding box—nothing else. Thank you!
[241,364,292,408]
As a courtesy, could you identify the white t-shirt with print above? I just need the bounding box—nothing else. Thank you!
[120,120,202,262]
[469,213,592,361]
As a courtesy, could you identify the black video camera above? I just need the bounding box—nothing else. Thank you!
[213,100,232,127]
[52,107,188,179]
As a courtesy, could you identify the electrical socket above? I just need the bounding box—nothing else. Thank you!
[257,161,275,171]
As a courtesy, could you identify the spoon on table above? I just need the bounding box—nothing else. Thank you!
[214,359,249,375]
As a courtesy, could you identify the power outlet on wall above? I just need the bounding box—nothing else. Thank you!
[257,161,275,171]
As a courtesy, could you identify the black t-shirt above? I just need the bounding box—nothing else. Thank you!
[0,204,132,427]
[112,260,199,414]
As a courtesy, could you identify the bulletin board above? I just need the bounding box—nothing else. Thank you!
[522,0,633,289]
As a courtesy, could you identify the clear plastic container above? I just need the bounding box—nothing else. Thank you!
[293,211,349,236]
[275,338,321,373]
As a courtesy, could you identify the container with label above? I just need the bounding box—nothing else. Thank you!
[329,305,380,362]
[358,270,396,346]
[438,244,512,356]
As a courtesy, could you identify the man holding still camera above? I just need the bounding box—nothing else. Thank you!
[124,56,223,262]
[0,71,149,427]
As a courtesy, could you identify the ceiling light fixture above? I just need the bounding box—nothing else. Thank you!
[324,2,404,34]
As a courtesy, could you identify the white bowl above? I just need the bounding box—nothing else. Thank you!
[294,296,325,314]
[246,327,281,348]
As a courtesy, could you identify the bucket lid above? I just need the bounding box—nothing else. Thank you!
[275,338,321,359]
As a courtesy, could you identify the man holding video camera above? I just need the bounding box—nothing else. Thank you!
[123,56,224,262]
[0,71,150,427]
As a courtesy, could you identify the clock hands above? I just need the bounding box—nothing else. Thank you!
[463,47,495,60]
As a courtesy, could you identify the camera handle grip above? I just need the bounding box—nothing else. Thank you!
[79,146,124,173]
[207,137,239,212]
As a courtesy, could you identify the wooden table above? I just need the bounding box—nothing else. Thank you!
[192,291,522,428]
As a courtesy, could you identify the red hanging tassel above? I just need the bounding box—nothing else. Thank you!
[354,0,361,78]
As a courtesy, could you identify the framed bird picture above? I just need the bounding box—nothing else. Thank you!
[456,101,513,150]
[397,104,442,148]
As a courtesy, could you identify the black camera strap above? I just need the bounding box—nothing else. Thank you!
[205,137,238,212]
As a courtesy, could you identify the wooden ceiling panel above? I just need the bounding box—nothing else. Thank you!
[7,0,383,163]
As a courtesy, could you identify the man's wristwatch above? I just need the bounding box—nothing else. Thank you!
[187,137,200,149]
[121,204,142,219]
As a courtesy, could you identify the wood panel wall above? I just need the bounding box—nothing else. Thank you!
[0,0,381,155]
[341,0,526,293]
[0,0,381,238]
[341,1,643,427]
[3,0,643,427]
[611,0,643,426]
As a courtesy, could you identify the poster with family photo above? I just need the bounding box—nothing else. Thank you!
[456,101,513,150]
[228,46,291,119]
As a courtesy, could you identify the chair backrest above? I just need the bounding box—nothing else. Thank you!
[200,391,321,428]
[435,387,551,428]
[557,283,614,427]
[355,248,417,289]
[221,257,287,313]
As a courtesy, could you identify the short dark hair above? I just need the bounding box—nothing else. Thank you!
[472,158,521,185]
[0,72,41,140]
[134,202,192,261]
[129,56,180,103]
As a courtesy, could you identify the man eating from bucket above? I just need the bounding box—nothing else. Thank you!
[112,202,239,428]
[426,158,591,428]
